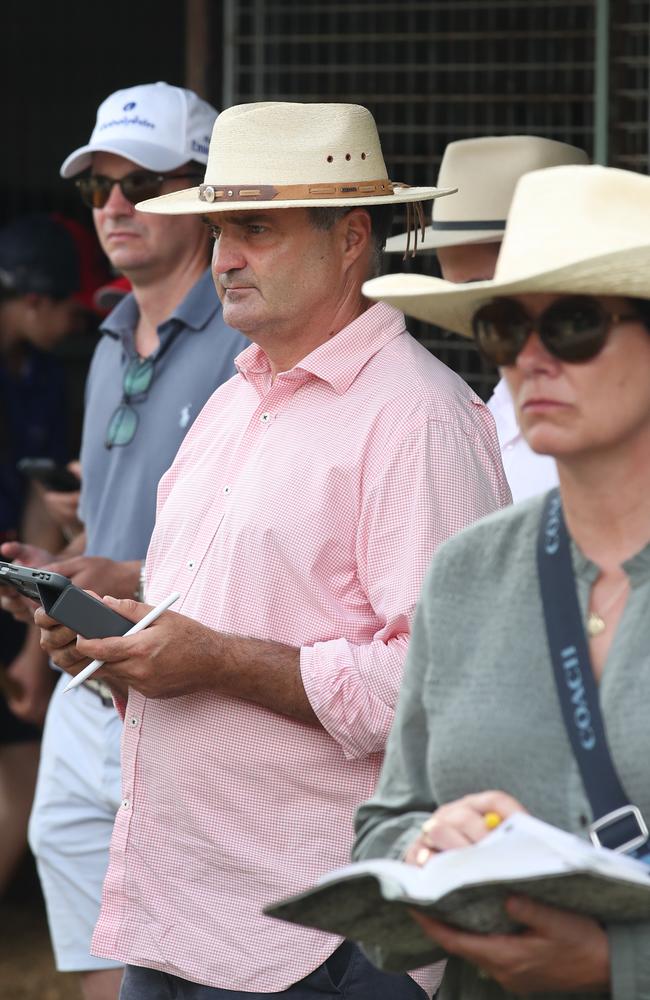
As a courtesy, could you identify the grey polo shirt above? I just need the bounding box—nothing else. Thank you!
[79,268,247,561]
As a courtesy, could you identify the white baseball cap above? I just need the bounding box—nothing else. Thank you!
[60,81,218,178]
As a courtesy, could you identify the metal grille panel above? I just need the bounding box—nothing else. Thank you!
[611,0,650,173]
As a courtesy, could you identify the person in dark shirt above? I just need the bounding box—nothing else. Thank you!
[0,213,108,894]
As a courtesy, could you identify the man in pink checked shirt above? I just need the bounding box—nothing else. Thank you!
[38,102,510,1000]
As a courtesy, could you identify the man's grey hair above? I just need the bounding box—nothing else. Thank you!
[308,205,395,279]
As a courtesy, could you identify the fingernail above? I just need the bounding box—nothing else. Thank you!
[416,847,431,866]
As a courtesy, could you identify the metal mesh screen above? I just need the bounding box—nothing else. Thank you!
[611,0,650,172]
[222,0,601,398]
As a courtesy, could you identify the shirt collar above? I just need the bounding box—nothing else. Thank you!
[100,268,219,346]
[235,302,406,395]
[572,536,650,587]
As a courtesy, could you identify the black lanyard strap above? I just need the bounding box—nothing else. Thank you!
[537,489,648,855]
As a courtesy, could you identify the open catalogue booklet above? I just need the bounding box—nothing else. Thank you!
[264,813,650,972]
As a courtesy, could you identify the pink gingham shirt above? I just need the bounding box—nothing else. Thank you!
[92,303,510,991]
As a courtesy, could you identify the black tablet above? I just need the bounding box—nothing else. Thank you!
[0,561,132,639]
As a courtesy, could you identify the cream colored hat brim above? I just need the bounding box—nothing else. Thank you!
[362,243,650,338]
[384,223,504,253]
[384,136,588,254]
[136,184,456,215]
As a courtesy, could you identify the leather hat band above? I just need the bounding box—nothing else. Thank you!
[198,179,395,203]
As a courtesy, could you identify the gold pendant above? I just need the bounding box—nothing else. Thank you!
[587,612,606,638]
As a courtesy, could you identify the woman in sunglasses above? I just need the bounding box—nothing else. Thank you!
[352,164,650,999]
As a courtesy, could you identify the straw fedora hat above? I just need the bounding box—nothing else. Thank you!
[136,101,455,215]
[384,136,588,253]
[362,165,650,337]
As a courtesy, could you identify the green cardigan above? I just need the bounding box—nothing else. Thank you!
[353,494,650,1000]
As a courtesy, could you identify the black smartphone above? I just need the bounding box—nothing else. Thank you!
[0,561,132,639]
[17,458,81,493]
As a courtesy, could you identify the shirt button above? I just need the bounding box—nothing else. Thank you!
[187,560,195,570]
[260,412,271,424]
[223,485,232,495]
[129,716,139,728]
[121,798,131,810]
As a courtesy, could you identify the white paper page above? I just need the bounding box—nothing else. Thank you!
[319,813,650,903]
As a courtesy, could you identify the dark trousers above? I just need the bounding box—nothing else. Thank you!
[119,942,427,999]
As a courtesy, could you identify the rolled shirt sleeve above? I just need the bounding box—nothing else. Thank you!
[301,416,510,760]
[351,595,438,856]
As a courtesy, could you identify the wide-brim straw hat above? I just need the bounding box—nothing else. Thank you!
[363,165,650,336]
[384,136,588,253]
[136,102,455,215]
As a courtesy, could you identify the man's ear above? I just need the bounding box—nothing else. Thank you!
[340,208,372,265]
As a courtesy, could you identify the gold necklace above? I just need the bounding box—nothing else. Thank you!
[587,577,629,638]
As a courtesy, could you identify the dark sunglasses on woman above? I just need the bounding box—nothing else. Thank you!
[76,170,201,209]
[472,295,640,367]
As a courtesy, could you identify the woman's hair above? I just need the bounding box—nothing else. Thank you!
[628,298,650,332]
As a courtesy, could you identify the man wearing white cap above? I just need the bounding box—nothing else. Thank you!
[39,102,510,999]
[385,135,589,502]
[1,82,246,1000]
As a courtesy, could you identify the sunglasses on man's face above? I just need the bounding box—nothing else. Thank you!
[75,170,201,210]
[471,295,640,367]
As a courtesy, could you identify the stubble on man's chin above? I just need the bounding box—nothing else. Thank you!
[220,300,254,335]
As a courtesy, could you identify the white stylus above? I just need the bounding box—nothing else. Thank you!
[63,591,181,694]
